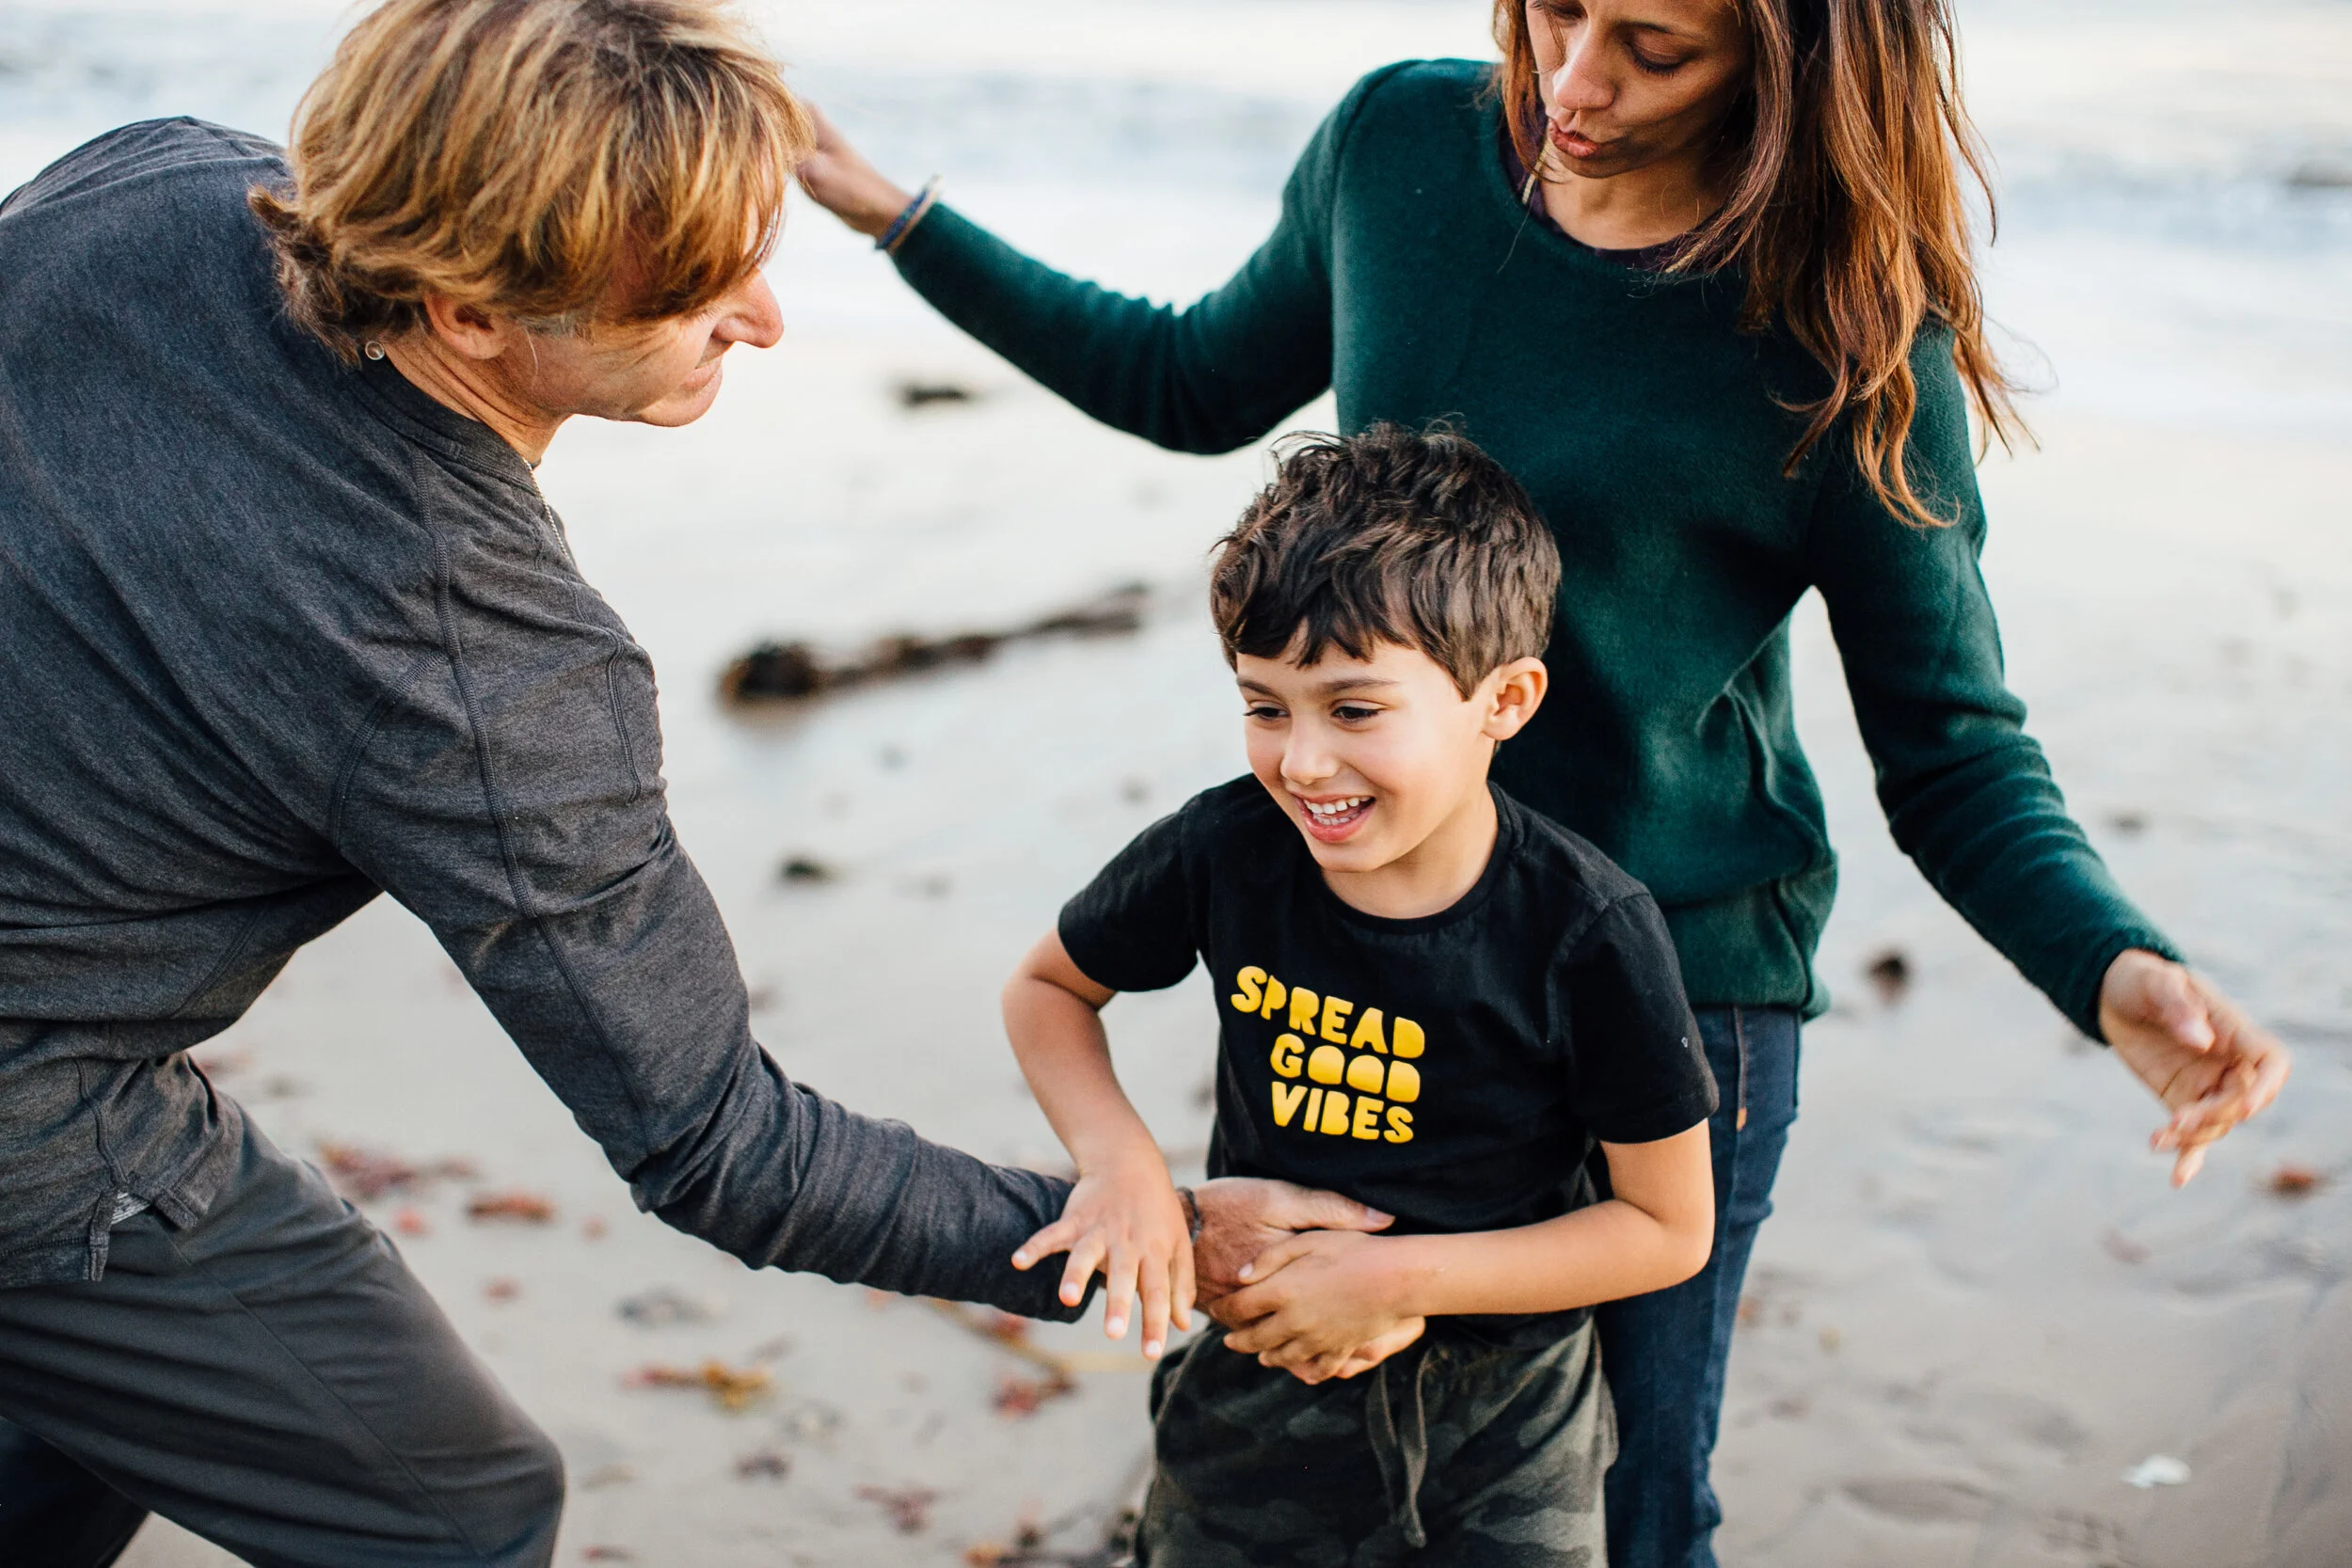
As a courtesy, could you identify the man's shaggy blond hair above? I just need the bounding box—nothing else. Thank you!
[249,0,810,357]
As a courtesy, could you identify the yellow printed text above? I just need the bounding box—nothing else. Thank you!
[1270,1033,1305,1077]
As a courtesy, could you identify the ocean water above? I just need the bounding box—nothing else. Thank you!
[5,0,2346,426]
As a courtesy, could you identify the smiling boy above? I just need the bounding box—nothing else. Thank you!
[1000,424,1720,1563]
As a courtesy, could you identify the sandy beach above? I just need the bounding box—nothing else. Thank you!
[1,2,2344,1564]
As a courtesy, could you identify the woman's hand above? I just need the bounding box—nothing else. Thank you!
[1215,1230,1421,1385]
[793,105,914,238]
[1011,1155,1194,1358]
[2100,948,2291,1185]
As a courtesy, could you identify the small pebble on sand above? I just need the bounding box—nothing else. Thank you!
[1865,948,1912,1005]
[2267,1163,2325,1197]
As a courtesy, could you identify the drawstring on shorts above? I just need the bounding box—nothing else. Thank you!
[1365,1336,1440,1548]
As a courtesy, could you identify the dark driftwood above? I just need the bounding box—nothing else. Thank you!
[719,583,1149,706]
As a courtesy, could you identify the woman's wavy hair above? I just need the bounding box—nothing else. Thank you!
[1496,0,2025,529]
[249,0,809,358]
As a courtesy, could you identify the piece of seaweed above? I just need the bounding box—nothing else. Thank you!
[720,584,1149,706]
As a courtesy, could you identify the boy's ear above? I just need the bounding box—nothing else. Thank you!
[1481,657,1549,742]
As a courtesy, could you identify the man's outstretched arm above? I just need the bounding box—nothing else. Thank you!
[330,587,1424,1319]
[331,610,1087,1315]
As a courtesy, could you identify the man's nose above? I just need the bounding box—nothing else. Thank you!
[718,271,784,350]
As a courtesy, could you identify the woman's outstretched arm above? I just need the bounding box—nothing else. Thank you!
[1807,333,2288,1180]
[797,72,1407,453]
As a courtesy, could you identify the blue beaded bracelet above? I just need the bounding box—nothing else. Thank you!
[875,177,942,254]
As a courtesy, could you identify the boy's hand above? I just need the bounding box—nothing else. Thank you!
[1011,1157,1195,1358]
[1216,1230,1421,1384]
[1321,1316,1429,1382]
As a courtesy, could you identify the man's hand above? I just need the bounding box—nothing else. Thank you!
[1187,1179,1424,1381]
[1188,1178,1394,1318]
[1216,1230,1423,1385]
[2100,949,2291,1186]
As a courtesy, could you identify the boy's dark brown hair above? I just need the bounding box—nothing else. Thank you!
[1210,423,1560,697]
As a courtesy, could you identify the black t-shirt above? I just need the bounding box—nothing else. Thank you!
[1059,777,1717,1240]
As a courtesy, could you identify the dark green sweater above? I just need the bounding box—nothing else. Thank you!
[893,58,2173,1037]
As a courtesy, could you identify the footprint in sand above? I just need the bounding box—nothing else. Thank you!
[1903,1107,2063,1159]
[1839,1477,1999,1525]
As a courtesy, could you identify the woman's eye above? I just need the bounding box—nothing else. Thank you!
[1630,49,1688,75]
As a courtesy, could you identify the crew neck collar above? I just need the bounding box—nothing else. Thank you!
[348,349,543,495]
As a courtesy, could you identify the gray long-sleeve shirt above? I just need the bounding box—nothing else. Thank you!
[0,119,1077,1307]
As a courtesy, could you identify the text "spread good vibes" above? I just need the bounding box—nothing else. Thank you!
[1230,967,1420,1145]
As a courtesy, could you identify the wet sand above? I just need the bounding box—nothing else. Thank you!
[115,321,2352,1565]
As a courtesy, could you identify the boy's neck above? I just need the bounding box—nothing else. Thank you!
[1320,778,1502,921]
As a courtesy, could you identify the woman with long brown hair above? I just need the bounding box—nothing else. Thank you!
[804,2,2289,1561]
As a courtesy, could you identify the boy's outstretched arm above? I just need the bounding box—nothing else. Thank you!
[1219,1123,1715,1382]
[1001,930,1197,1357]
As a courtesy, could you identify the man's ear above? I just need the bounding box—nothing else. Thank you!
[418,294,518,362]
[1481,657,1549,742]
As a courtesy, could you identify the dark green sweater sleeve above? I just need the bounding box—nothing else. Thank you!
[885,70,1408,453]
[1804,335,2179,1039]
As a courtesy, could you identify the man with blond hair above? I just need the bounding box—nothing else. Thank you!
[0,2,1389,1562]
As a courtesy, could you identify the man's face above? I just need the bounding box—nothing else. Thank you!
[504,268,784,429]
[1236,639,1530,879]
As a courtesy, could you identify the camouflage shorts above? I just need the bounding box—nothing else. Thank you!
[1135,1315,1613,1567]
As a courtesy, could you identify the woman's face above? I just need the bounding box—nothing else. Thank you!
[1523,0,1752,182]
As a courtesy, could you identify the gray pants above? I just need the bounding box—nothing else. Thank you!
[0,1119,563,1567]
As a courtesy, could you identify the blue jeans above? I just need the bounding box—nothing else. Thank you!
[1597,1006,1801,1568]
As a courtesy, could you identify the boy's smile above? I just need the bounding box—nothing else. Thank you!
[1298,793,1375,841]
[1237,639,1549,920]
